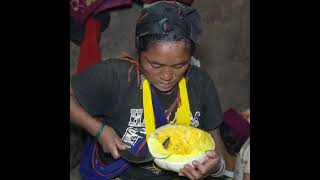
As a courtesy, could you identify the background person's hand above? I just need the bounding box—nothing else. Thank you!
[98,126,127,159]
[178,149,222,180]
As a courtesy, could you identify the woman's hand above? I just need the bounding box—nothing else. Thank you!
[179,149,222,180]
[97,125,127,159]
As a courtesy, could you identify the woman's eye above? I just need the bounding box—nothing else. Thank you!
[174,64,184,69]
[151,64,161,68]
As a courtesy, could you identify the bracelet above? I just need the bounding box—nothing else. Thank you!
[210,157,225,177]
[95,122,107,140]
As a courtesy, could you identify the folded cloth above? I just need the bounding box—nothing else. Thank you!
[70,0,132,25]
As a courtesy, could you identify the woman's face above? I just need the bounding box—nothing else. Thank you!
[140,41,191,92]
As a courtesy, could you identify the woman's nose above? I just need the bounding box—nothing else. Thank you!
[160,67,173,81]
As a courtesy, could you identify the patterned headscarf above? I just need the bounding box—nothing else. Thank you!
[135,1,202,51]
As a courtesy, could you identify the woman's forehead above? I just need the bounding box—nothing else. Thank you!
[141,42,191,64]
[146,41,190,54]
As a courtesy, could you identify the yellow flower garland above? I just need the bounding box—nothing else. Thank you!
[143,77,191,141]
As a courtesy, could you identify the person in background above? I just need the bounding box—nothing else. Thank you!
[220,108,250,180]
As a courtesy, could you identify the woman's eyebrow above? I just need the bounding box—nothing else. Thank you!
[147,59,189,66]
[171,60,190,66]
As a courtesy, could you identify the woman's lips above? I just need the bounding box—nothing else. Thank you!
[159,83,173,90]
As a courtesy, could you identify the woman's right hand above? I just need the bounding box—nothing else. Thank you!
[70,86,128,159]
[97,125,128,159]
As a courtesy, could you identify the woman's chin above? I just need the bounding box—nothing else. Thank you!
[155,84,175,93]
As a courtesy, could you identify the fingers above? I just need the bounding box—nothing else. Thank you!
[180,165,196,180]
[180,162,204,180]
[99,126,123,159]
[179,155,222,180]
[178,172,185,177]
[192,161,206,176]
[109,140,121,159]
[115,137,127,150]
[109,134,128,159]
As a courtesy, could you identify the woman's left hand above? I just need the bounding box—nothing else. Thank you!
[179,149,221,180]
